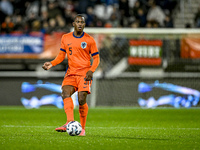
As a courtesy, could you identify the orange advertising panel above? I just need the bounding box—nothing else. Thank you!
[181,38,200,58]
[40,32,65,59]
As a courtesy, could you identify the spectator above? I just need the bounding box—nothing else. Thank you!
[0,0,180,33]
[65,0,75,12]
[105,5,115,21]
[26,12,39,33]
[146,0,165,27]
[25,1,40,19]
[1,16,14,33]
[76,0,88,14]
[119,0,130,17]
[130,20,140,28]
[0,0,13,16]
[94,1,106,21]
[132,0,146,16]
[40,9,49,23]
[31,20,41,32]
[41,21,49,34]
[107,13,120,27]
[92,15,104,27]
[110,5,121,22]
[151,20,160,28]
[164,15,173,28]
[194,5,200,28]
[94,1,114,21]
[119,0,130,27]
[47,0,62,19]
[129,0,138,9]
[46,18,57,34]
[136,8,147,27]
[12,0,27,16]
[13,15,24,32]
[63,5,74,28]
[105,6,120,28]
[56,15,70,32]
[85,6,95,27]
[146,21,152,28]
[40,0,48,14]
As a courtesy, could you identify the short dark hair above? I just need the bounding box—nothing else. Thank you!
[74,14,85,21]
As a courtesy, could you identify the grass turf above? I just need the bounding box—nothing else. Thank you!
[0,106,200,150]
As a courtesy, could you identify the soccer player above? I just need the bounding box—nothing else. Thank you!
[42,14,100,136]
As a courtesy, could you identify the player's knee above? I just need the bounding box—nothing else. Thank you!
[78,92,87,105]
[78,99,86,106]
[61,91,71,99]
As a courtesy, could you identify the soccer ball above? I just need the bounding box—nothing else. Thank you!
[66,121,82,136]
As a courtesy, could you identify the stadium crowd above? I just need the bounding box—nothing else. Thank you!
[1,0,199,34]
[0,0,180,34]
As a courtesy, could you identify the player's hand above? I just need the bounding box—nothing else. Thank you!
[85,70,93,81]
[42,62,53,70]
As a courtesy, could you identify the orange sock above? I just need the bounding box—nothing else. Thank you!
[79,103,88,130]
[63,97,74,122]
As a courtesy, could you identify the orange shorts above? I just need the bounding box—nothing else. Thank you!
[62,75,92,94]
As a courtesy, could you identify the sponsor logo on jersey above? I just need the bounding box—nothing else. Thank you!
[67,43,72,46]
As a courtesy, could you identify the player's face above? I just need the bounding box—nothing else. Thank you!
[73,16,85,33]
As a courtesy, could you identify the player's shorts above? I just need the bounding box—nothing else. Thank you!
[62,75,92,94]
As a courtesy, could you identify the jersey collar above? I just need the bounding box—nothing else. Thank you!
[73,32,84,38]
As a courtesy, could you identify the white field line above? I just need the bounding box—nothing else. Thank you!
[1,125,199,130]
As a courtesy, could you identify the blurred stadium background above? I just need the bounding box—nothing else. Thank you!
[0,0,200,108]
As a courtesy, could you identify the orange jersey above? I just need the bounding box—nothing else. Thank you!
[52,32,99,76]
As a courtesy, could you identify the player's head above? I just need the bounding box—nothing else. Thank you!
[73,14,85,33]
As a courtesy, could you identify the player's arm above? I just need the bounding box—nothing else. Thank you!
[42,50,66,70]
[85,53,100,81]
[51,50,66,66]
[85,37,100,81]
[90,53,100,73]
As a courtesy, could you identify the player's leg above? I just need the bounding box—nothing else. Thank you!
[56,75,77,132]
[78,91,88,136]
[77,77,92,136]
[55,85,76,132]
[62,85,76,122]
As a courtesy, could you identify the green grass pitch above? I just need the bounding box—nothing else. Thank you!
[0,106,200,150]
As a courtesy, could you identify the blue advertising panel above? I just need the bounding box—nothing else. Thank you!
[138,80,200,108]
[0,34,43,54]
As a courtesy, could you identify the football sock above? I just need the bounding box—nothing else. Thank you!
[63,97,74,122]
[79,103,88,130]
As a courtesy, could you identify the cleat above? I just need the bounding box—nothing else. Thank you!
[78,129,85,136]
[55,122,69,132]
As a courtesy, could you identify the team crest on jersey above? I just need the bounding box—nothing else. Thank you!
[81,42,87,49]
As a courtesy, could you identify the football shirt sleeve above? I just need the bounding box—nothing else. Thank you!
[90,54,100,72]
[90,37,99,54]
[51,50,66,66]
[89,37,100,72]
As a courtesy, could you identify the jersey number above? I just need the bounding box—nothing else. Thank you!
[69,47,72,55]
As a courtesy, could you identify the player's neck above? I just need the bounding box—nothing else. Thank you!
[74,31,83,37]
